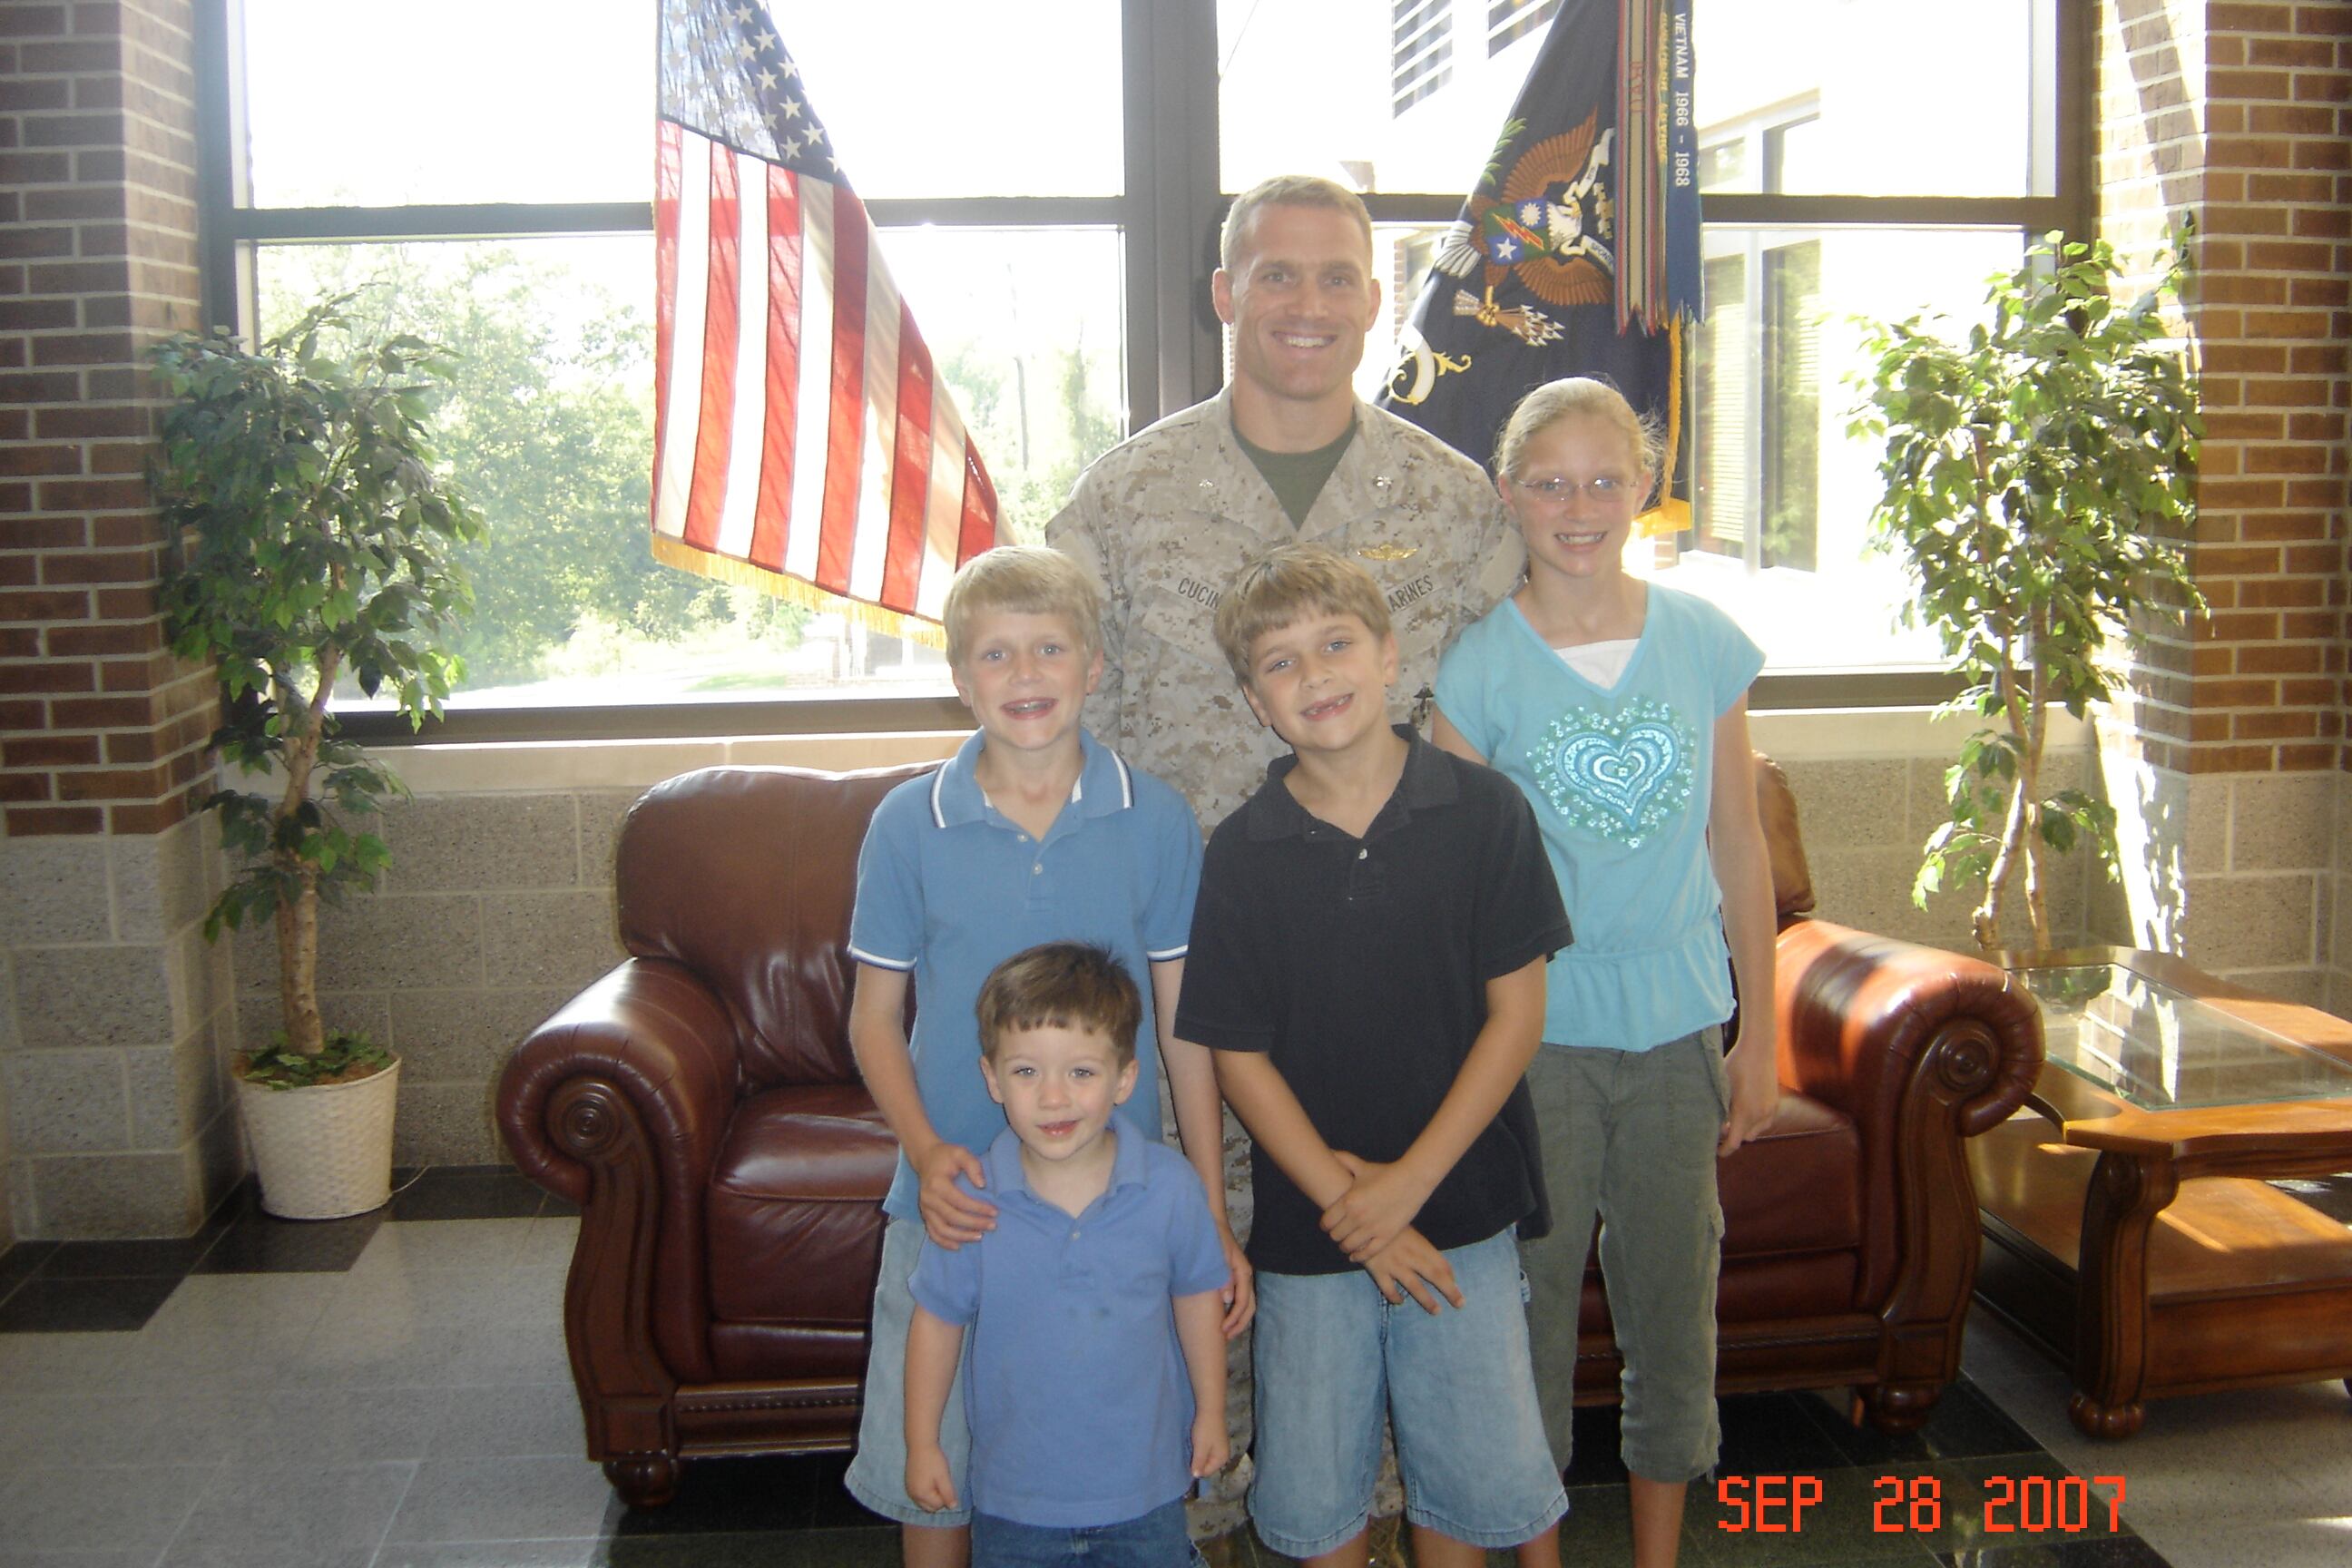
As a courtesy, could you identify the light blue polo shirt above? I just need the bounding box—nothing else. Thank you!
[910,1126,1229,1528]
[848,728,1201,1221]
[1436,584,1764,1053]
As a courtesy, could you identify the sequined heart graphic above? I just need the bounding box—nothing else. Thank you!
[1553,724,1680,831]
[1529,698,1696,848]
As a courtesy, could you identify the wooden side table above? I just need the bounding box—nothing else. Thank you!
[1969,947,2352,1437]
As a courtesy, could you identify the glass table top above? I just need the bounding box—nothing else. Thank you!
[2015,962,2352,1112]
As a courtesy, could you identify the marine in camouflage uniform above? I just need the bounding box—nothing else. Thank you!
[1047,386,1522,835]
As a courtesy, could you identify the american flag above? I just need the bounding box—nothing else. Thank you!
[652,0,1000,628]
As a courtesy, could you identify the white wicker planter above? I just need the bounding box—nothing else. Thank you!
[236,1057,402,1220]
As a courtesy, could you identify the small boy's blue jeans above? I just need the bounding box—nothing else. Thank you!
[971,1496,1202,1568]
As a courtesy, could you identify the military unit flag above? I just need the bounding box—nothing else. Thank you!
[1378,0,1702,536]
[652,0,1000,631]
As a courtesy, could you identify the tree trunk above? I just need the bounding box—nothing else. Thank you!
[1975,662,2028,952]
[275,863,324,1055]
[271,660,334,1057]
[2017,617,2053,952]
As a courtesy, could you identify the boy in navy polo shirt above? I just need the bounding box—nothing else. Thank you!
[843,545,1249,1568]
[1175,544,1570,1568]
[904,943,1231,1567]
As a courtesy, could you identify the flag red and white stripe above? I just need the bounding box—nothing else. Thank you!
[652,85,997,626]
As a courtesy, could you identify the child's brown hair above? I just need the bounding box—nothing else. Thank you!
[975,942,1141,1064]
[1212,543,1393,689]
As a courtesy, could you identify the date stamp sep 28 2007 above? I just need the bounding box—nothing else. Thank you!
[1715,1474,2130,1534]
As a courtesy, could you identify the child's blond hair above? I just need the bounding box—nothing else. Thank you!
[1212,543,1394,688]
[1493,377,1663,500]
[941,545,1103,670]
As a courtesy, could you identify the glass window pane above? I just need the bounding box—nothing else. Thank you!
[1367,220,2020,668]
[1696,0,2049,197]
[694,2,1122,199]
[242,0,653,207]
[256,228,1122,710]
[879,229,1128,540]
[242,0,1122,208]
[1220,0,2050,199]
[1641,226,2027,671]
[1220,0,1561,194]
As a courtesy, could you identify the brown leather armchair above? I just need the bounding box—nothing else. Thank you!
[498,755,2042,1507]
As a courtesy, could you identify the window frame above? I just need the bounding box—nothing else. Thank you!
[193,0,2093,746]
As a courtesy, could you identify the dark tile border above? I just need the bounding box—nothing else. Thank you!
[0,1163,568,1333]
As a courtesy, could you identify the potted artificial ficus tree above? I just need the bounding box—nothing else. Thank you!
[154,297,483,1219]
[1850,233,2202,954]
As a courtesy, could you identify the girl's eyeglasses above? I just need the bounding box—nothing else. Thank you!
[1511,474,1635,505]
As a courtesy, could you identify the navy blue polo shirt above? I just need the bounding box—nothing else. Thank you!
[910,1126,1229,1528]
[1176,730,1572,1275]
[849,728,1201,1220]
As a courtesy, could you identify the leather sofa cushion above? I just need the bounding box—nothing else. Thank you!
[1754,752,1817,922]
[1583,1250,1860,1331]
[708,1084,896,1327]
[617,763,936,1092]
[711,1322,874,1382]
[1576,1089,1863,1332]
[1719,1091,1861,1259]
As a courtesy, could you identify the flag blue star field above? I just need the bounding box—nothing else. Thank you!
[652,0,1000,630]
[1377,0,1702,536]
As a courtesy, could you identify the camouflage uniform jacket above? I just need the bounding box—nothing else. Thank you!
[1046,387,1524,832]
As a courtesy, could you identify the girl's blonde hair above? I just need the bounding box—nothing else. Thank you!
[1493,377,1664,501]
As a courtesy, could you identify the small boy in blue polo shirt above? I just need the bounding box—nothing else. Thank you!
[905,943,1231,1567]
[843,545,1249,1567]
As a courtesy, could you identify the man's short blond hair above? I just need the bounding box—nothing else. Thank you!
[975,942,1141,1066]
[1219,174,1375,270]
[1213,543,1394,688]
[941,544,1102,669]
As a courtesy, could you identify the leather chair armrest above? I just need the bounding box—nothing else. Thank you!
[1778,916,2046,1377]
[497,956,743,1207]
[1776,917,2043,1142]
[496,955,746,1407]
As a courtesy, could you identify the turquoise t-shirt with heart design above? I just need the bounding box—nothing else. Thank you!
[1436,584,1764,1052]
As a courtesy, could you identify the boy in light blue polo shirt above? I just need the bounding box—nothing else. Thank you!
[842,546,1248,1567]
[905,943,1230,1567]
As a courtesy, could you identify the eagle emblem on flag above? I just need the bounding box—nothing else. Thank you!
[1428,113,1616,348]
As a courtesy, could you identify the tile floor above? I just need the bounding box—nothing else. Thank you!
[0,1168,2345,1567]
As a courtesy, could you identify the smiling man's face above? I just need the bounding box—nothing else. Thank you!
[1212,201,1382,430]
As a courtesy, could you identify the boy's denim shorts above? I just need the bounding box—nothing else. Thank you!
[973,1496,1204,1568]
[1250,1229,1566,1558]
[844,1216,973,1528]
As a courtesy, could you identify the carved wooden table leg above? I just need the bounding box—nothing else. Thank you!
[2067,1150,2176,1439]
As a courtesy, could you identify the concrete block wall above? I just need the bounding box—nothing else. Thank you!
[0,811,241,1239]
[1778,750,2109,956]
[231,733,969,1170]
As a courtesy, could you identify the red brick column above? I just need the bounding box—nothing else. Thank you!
[2,0,212,838]
[3,1,240,1240]
[2099,0,2350,1006]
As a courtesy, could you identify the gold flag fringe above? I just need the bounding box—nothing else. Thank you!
[651,534,949,650]
[1636,315,1687,539]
